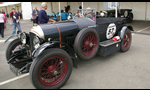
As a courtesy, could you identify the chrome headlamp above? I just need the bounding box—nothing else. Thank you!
[20,32,26,44]
[33,36,40,49]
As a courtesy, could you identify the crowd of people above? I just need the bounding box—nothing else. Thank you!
[0,2,56,38]
[0,8,22,38]
[31,2,56,25]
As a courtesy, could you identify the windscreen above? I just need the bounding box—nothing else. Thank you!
[71,8,96,21]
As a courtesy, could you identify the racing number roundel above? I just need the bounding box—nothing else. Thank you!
[106,23,116,39]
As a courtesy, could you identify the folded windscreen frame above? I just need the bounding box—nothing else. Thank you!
[71,8,97,24]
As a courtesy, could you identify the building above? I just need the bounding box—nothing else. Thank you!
[0,2,150,21]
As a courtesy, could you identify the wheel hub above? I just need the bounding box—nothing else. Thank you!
[47,65,56,72]
[90,43,95,47]
[47,65,59,76]
[85,41,95,48]
[85,41,90,47]
[52,70,59,75]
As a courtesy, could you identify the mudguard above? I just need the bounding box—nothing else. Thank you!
[5,34,19,43]
[32,42,52,58]
[32,41,77,68]
[119,25,134,40]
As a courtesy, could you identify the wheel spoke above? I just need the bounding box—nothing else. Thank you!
[54,57,59,66]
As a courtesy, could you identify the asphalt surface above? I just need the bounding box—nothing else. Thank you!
[0,19,150,89]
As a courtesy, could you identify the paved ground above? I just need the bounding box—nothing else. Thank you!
[0,19,150,89]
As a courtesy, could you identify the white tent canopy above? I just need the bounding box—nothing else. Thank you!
[0,2,21,7]
[31,2,104,13]
[0,2,104,20]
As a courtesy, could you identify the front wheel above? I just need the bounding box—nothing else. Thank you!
[30,48,73,89]
[5,38,26,68]
[6,38,22,60]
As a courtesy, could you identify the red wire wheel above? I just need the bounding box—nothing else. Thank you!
[81,33,97,56]
[30,48,72,89]
[123,32,131,49]
[38,56,68,86]
[120,29,132,52]
[74,28,99,60]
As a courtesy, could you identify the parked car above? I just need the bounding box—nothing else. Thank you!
[5,8,134,89]
[102,9,133,23]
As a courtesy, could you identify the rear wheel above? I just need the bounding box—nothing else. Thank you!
[30,48,72,89]
[120,29,132,52]
[74,28,99,60]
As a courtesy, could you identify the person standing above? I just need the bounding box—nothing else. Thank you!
[3,12,7,29]
[64,6,67,13]
[38,2,55,24]
[2,9,5,14]
[32,6,39,25]
[10,8,22,35]
[0,10,5,38]
[10,9,13,20]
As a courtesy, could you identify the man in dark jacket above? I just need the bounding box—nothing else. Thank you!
[32,6,39,25]
[38,2,55,24]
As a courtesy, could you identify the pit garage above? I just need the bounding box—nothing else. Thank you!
[0,2,150,89]
[1,2,150,21]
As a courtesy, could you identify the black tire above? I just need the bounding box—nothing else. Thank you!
[6,38,22,60]
[74,28,100,60]
[120,29,132,52]
[30,48,73,89]
[6,38,25,68]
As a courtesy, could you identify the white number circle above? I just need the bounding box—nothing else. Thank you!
[106,23,116,39]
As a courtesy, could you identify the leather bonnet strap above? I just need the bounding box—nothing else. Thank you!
[53,23,62,47]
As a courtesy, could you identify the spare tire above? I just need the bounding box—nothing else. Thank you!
[74,28,100,60]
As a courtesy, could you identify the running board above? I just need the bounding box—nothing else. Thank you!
[99,40,121,47]
[97,40,121,57]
